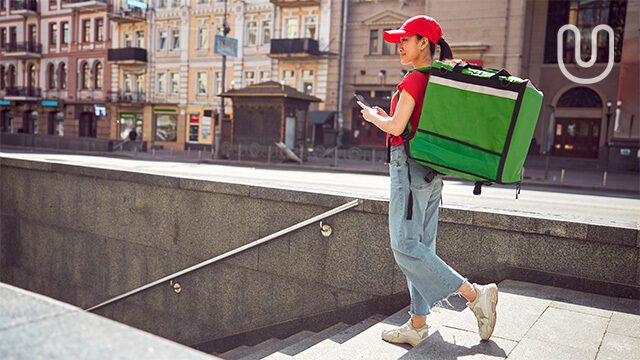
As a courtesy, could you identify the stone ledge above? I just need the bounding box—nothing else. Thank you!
[0,282,216,359]
[1,157,637,248]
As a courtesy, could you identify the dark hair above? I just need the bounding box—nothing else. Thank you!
[416,35,453,61]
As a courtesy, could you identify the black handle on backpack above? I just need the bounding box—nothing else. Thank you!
[453,62,483,74]
[489,69,511,79]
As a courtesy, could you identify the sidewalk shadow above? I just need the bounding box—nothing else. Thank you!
[398,331,509,360]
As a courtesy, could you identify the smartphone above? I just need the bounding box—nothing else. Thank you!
[354,94,371,108]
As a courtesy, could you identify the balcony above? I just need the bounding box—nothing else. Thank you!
[10,0,38,16]
[270,0,320,7]
[107,47,147,64]
[110,7,147,24]
[61,0,107,10]
[3,42,42,58]
[5,87,42,100]
[269,38,320,59]
[110,91,145,103]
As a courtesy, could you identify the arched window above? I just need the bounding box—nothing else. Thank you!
[93,61,103,90]
[48,63,56,90]
[28,64,36,88]
[557,87,603,108]
[0,65,4,90]
[81,62,90,89]
[58,63,67,90]
[7,65,15,88]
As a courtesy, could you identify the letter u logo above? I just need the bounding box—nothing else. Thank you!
[557,24,615,85]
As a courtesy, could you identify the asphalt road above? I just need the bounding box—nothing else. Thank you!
[2,152,638,229]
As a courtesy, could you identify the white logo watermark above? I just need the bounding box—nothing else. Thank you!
[557,24,614,84]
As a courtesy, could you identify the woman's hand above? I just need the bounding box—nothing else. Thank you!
[357,102,380,123]
[373,106,388,117]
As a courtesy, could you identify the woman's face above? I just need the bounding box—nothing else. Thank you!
[398,35,429,66]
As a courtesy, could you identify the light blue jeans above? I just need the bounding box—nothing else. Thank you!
[388,145,465,316]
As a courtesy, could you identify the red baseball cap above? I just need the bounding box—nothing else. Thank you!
[383,16,443,45]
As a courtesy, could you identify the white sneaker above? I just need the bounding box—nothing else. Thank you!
[381,319,429,347]
[467,283,499,340]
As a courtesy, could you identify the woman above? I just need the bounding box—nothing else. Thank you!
[358,16,498,347]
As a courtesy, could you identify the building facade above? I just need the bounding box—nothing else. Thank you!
[0,0,112,138]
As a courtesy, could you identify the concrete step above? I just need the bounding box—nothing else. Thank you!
[293,314,387,360]
[262,322,352,359]
[318,297,468,360]
[218,345,250,360]
[240,331,316,360]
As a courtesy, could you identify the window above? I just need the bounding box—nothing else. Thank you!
[284,17,298,38]
[369,30,379,54]
[48,63,56,89]
[28,64,36,88]
[158,30,167,50]
[544,0,627,64]
[94,62,103,89]
[28,24,36,44]
[136,31,145,48]
[124,73,133,92]
[301,69,314,95]
[196,72,207,95]
[54,112,64,136]
[244,71,255,86]
[262,20,271,45]
[171,0,178,7]
[246,21,257,46]
[157,73,167,94]
[214,71,222,95]
[170,72,179,95]
[382,28,397,55]
[197,28,208,49]
[49,23,58,46]
[82,20,91,43]
[197,0,208,4]
[171,29,179,49]
[61,22,69,45]
[0,28,5,48]
[303,16,317,39]
[158,0,166,8]
[260,70,270,82]
[0,65,4,89]
[7,65,15,87]
[81,62,90,89]
[154,114,177,142]
[95,18,104,42]
[58,63,66,90]
[281,69,295,88]
[124,33,132,47]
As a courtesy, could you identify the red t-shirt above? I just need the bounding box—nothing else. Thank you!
[387,71,429,146]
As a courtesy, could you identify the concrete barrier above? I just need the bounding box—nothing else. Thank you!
[0,156,637,351]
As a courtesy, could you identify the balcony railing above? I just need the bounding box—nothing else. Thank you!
[61,0,107,10]
[3,42,42,55]
[10,0,38,12]
[6,87,42,98]
[110,91,145,103]
[270,0,320,7]
[110,6,147,23]
[270,38,320,58]
[107,47,147,63]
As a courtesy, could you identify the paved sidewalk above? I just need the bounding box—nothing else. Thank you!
[1,145,638,194]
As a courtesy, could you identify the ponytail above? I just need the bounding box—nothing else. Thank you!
[437,38,453,60]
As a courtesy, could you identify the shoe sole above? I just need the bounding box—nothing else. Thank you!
[382,336,425,348]
[481,284,499,341]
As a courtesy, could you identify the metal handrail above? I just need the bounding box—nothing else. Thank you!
[85,198,361,312]
[113,139,129,151]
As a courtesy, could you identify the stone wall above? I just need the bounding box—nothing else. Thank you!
[0,156,637,349]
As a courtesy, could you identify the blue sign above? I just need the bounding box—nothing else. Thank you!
[0,100,11,106]
[214,35,238,58]
[127,0,148,9]
[42,100,59,107]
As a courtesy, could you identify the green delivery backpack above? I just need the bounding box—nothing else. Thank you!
[404,60,544,197]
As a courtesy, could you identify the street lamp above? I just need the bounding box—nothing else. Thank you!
[604,99,613,169]
[214,0,231,160]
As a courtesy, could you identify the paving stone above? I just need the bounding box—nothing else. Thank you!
[507,337,596,360]
[524,307,608,352]
[401,327,517,360]
[596,332,640,360]
[444,291,550,342]
[607,311,640,339]
[549,301,613,318]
